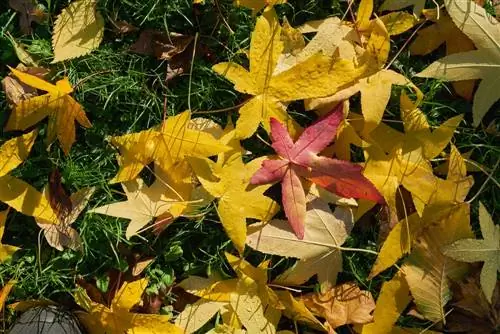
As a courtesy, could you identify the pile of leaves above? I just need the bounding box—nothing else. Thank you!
[0,0,498,333]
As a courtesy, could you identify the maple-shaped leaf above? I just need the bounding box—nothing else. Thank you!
[410,9,476,100]
[379,0,426,16]
[75,278,183,334]
[36,186,94,251]
[0,131,56,222]
[402,204,474,323]
[250,104,382,239]
[109,110,229,183]
[91,164,192,239]
[357,0,418,34]
[305,18,422,135]
[5,67,92,155]
[189,152,279,254]
[368,145,475,278]
[0,210,20,263]
[213,9,376,139]
[303,282,375,331]
[247,198,354,290]
[356,272,411,333]
[52,0,104,63]
[417,0,500,126]
[177,252,282,333]
[443,202,499,303]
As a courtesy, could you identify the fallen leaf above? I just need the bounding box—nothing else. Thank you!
[0,280,15,312]
[109,110,229,183]
[417,0,500,126]
[8,0,46,34]
[276,290,325,330]
[251,104,382,238]
[403,204,474,323]
[52,0,104,62]
[189,151,279,254]
[213,9,377,139]
[130,30,194,60]
[302,282,375,330]
[356,272,411,333]
[5,66,92,155]
[75,278,183,334]
[443,202,499,303]
[91,166,192,239]
[446,274,500,333]
[410,9,476,100]
[0,131,56,222]
[36,186,95,251]
[177,253,282,333]
[0,210,20,264]
[247,197,354,290]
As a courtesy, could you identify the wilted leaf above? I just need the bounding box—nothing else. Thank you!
[303,282,375,330]
[9,0,46,34]
[52,0,104,62]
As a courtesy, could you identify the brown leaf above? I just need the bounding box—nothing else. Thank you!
[131,258,154,277]
[446,273,500,333]
[8,0,46,34]
[48,168,72,221]
[302,282,375,330]
[109,18,138,34]
[1,66,48,105]
[129,30,193,60]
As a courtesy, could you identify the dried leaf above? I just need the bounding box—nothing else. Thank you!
[8,0,46,34]
[303,282,375,330]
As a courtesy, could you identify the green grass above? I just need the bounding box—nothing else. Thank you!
[0,0,498,332]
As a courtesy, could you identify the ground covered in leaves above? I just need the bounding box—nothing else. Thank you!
[0,0,499,333]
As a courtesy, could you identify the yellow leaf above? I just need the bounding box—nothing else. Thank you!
[410,9,476,100]
[0,130,37,177]
[0,280,15,313]
[177,254,282,333]
[378,11,419,36]
[52,0,104,62]
[357,0,374,31]
[0,210,19,264]
[417,0,500,126]
[357,272,411,334]
[189,155,279,254]
[91,166,192,239]
[379,0,426,17]
[176,299,226,333]
[369,213,422,278]
[276,290,325,330]
[213,10,376,139]
[6,67,91,155]
[109,111,229,183]
[234,0,287,15]
[76,278,183,334]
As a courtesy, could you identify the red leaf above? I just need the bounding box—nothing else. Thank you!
[250,103,384,238]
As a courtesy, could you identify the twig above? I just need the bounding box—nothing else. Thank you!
[187,32,199,111]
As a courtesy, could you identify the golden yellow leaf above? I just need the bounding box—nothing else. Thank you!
[213,10,376,139]
[234,0,287,15]
[6,67,91,155]
[0,280,15,313]
[357,272,411,334]
[276,290,325,330]
[177,253,282,333]
[109,111,229,183]
[52,0,104,62]
[75,278,183,334]
[189,154,279,254]
[0,210,19,264]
